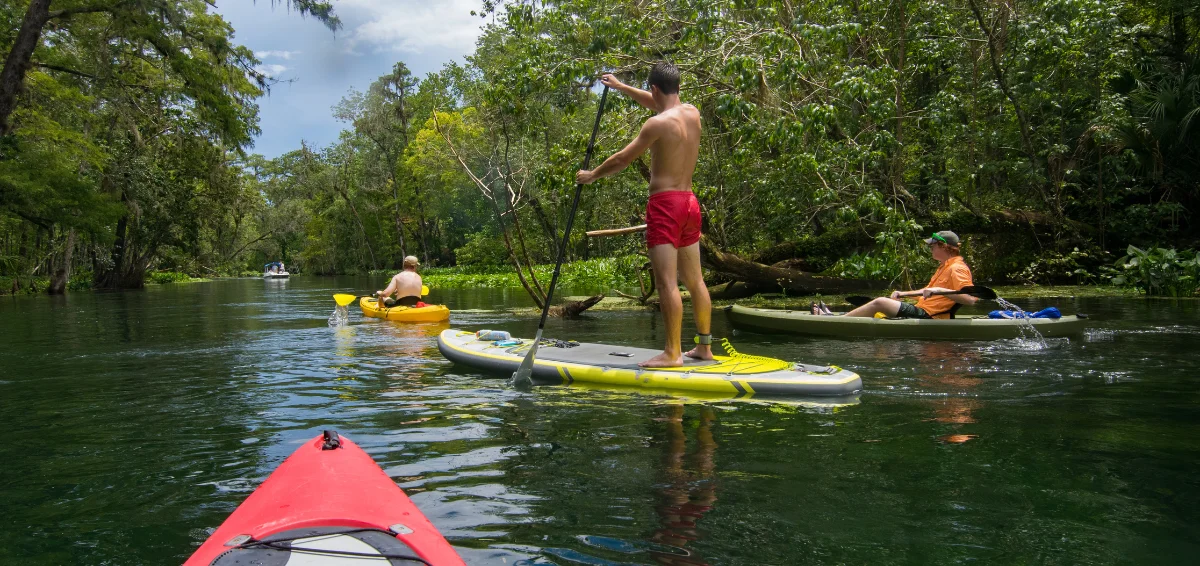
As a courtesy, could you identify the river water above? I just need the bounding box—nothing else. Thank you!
[1,277,1197,564]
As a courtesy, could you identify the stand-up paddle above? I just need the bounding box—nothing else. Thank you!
[513,85,610,386]
[844,285,997,307]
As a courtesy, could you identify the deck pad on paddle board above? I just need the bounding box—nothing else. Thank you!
[437,329,862,396]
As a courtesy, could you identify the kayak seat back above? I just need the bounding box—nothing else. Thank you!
[211,526,426,565]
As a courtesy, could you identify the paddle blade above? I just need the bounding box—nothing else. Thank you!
[333,293,358,307]
[844,295,872,307]
[421,285,429,296]
[512,328,543,386]
[961,285,997,300]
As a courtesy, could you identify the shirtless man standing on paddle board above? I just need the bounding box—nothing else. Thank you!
[576,62,712,368]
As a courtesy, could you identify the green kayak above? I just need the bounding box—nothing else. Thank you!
[726,304,1088,340]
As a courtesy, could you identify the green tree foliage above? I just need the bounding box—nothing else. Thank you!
[438,0,1197,284]
[0,0,338,291]
[3,0,1197,293]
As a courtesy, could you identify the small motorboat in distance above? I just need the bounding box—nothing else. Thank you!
[263,261,290,279]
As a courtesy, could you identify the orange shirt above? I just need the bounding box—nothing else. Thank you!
[916,255,973,318]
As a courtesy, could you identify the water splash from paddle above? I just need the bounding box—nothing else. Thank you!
[995,296,1048,350]
[327,304,348,327]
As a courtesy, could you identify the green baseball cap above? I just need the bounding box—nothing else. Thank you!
[924,230,961,246]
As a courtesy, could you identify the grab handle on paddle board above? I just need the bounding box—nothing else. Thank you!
[514,85,610,386]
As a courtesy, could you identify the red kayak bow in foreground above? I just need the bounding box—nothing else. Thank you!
[184,431,464,565]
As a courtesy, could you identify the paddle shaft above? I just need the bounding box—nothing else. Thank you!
[897,287,987,299]
[845,285,996,307]
[535,85,609,332]
[585,224,647,238]
[515,86,608,383]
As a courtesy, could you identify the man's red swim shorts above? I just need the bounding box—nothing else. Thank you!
[645,190,701,248]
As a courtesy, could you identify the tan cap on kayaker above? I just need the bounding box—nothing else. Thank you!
[925,230,960,247]
[403,255,419,268]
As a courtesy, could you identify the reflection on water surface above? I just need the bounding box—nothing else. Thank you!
[0,277,1198,564]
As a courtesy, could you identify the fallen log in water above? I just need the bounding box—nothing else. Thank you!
[699,236,882,295]
[550,294,605,318]
[586,224,882,296]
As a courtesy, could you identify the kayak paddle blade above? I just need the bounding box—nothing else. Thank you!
[333,293,358,307]
[421,285,430,296]
[844,296,872,307]
[512,328,543,386]
[961,285,997,300]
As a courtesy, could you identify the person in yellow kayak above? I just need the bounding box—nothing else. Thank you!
[825,231,976,319]
[376,256,423,307]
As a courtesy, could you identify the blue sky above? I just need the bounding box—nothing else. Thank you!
[213,1,489,158]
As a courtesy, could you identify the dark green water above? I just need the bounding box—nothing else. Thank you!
[2,278,1198,565]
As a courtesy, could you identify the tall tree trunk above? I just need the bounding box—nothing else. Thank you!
[414,189,431,266]
[390,172,408,260]
[485,188,545,309]
[526,193,559,256]
[94,191,152,289]
[97,204,130,289]
[0,0,51,135]
[967,0,1060,218]
[891,0,907,206]
[339,183,378,271]
[501,183,545,298]
[397,68,430,266]
[48,227,76,295]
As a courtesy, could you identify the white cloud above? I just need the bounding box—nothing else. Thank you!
[338,0,487,55]
[254,64,290,77]
[255,50,302,60]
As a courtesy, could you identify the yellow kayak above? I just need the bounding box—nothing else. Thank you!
[358,297,450,323]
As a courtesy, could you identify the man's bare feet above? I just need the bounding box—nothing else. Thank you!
[639,351,684,368]
[684,346,714,361]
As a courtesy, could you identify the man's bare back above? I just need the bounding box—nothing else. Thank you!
[384,271,422,298]
[576,77,701,193]
[378,256,423,305]
[645,104,701,194]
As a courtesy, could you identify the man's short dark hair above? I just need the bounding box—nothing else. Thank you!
[648,61,680,95]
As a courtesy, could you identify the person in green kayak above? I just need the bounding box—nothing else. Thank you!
[376,255,423,307]
[823,230,977,319]
[576,62,712,368]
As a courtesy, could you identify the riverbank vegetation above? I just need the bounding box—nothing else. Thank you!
[1,1,1196,297]
[419,255,646,293]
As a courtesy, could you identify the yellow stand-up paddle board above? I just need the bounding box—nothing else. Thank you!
[437,329,861,397]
